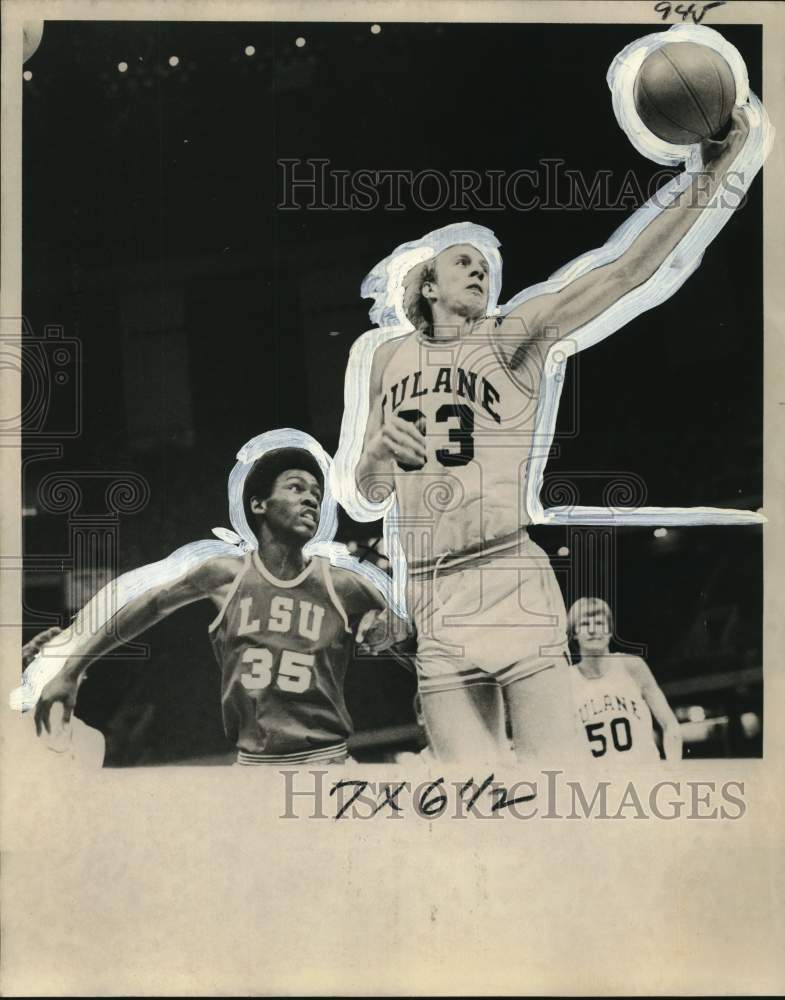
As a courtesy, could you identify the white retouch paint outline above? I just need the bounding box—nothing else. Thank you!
[330,25,773,621]
[11,428,401,713]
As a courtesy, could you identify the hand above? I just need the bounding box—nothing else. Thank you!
[356,609,390,654]
[701,106,750,167]
[34,670,81,737]
[22,626,63,668]
[369,413,427,471]
[356,608,413,656]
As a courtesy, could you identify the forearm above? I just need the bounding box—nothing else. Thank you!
[355,444,394,502]
[14,584,176,713]
[620,145,739,286]
[662,724,683,762]
[56,588,170,681]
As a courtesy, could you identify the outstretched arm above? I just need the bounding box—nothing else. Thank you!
[29,554,241,735]
[627,657,682,761]
[498,109,751,354]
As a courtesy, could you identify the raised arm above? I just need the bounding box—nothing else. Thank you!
[627,657,682,762]
[497,109,751,354]
[28,553,242,735]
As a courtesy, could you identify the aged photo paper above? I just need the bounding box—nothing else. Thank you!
[2,0,784,994]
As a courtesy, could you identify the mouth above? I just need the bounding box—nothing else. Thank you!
[299,510,318,528]
[466,283,484,295]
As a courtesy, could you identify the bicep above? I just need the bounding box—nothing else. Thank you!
[548,260,632,338]
[362,347,387,447]
[500,258,630,348]
[363,386,384,450]
[344,573,387,619]
[125,554,240,621]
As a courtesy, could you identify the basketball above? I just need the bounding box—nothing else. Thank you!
[22,20,44,63]
[634,42,736,145]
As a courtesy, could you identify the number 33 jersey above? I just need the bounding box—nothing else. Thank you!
[378,318,542,574]
[571,657,661,763]
[209,551,382,761]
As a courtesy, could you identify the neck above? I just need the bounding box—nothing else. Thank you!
[430,307,481,340]
[577,651,610,678]
[257,529,306,580]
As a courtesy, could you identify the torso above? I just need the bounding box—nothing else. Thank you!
[571,655,661,762]
[208,552,372,757]
[378,317,546,573]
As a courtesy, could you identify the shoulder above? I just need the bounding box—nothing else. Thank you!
[363,334,413,396]
[372,333,410,370]
[326,563,386,612]
[616,654,653,685]
[189,552,246,595]
[494,300,542,339]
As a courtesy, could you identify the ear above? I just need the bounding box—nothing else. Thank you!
[421,279,438,303]
[249,497,267,515]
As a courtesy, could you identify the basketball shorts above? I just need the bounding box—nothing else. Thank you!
[407,535,568,695]
[234,742,348,767]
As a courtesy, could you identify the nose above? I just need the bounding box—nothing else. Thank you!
[302,494,318,510]
[470,265,485,282]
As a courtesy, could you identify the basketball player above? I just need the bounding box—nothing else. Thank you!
[31,446,394,767]
[350,110,750,762]
[569,598,681,763]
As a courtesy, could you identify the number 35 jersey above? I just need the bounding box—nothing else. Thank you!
[378,318,543,574]
[571,657,661,763]
[209,551,382,761]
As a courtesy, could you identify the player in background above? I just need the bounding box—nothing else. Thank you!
[568,598,681,763]
[347,107,751,763]
[28,446,397,767]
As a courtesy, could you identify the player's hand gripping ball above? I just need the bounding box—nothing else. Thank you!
[634,41,736,145]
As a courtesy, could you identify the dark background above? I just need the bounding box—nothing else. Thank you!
[21,21,763,761]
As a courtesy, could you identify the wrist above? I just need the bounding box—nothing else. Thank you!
[62,658,87,683]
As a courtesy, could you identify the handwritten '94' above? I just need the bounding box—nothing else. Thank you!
[654,1,726,24]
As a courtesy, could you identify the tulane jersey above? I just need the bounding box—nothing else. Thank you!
[571,657,661,763]
[379,318,543,573]
[209,552,382,763]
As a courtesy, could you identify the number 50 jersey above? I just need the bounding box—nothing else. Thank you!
[209,551,382,764]
[571,656,661,763]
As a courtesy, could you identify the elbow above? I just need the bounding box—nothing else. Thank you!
[356,469,393,505]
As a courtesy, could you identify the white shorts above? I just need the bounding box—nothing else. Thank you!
[407,535,568,695]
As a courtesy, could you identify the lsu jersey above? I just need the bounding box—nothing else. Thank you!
[571,656,661,763]
[209,551,383,764]
[377,317,546,574]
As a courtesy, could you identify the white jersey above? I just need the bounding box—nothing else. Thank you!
[378,317,544,574]
[571,656,661,763]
